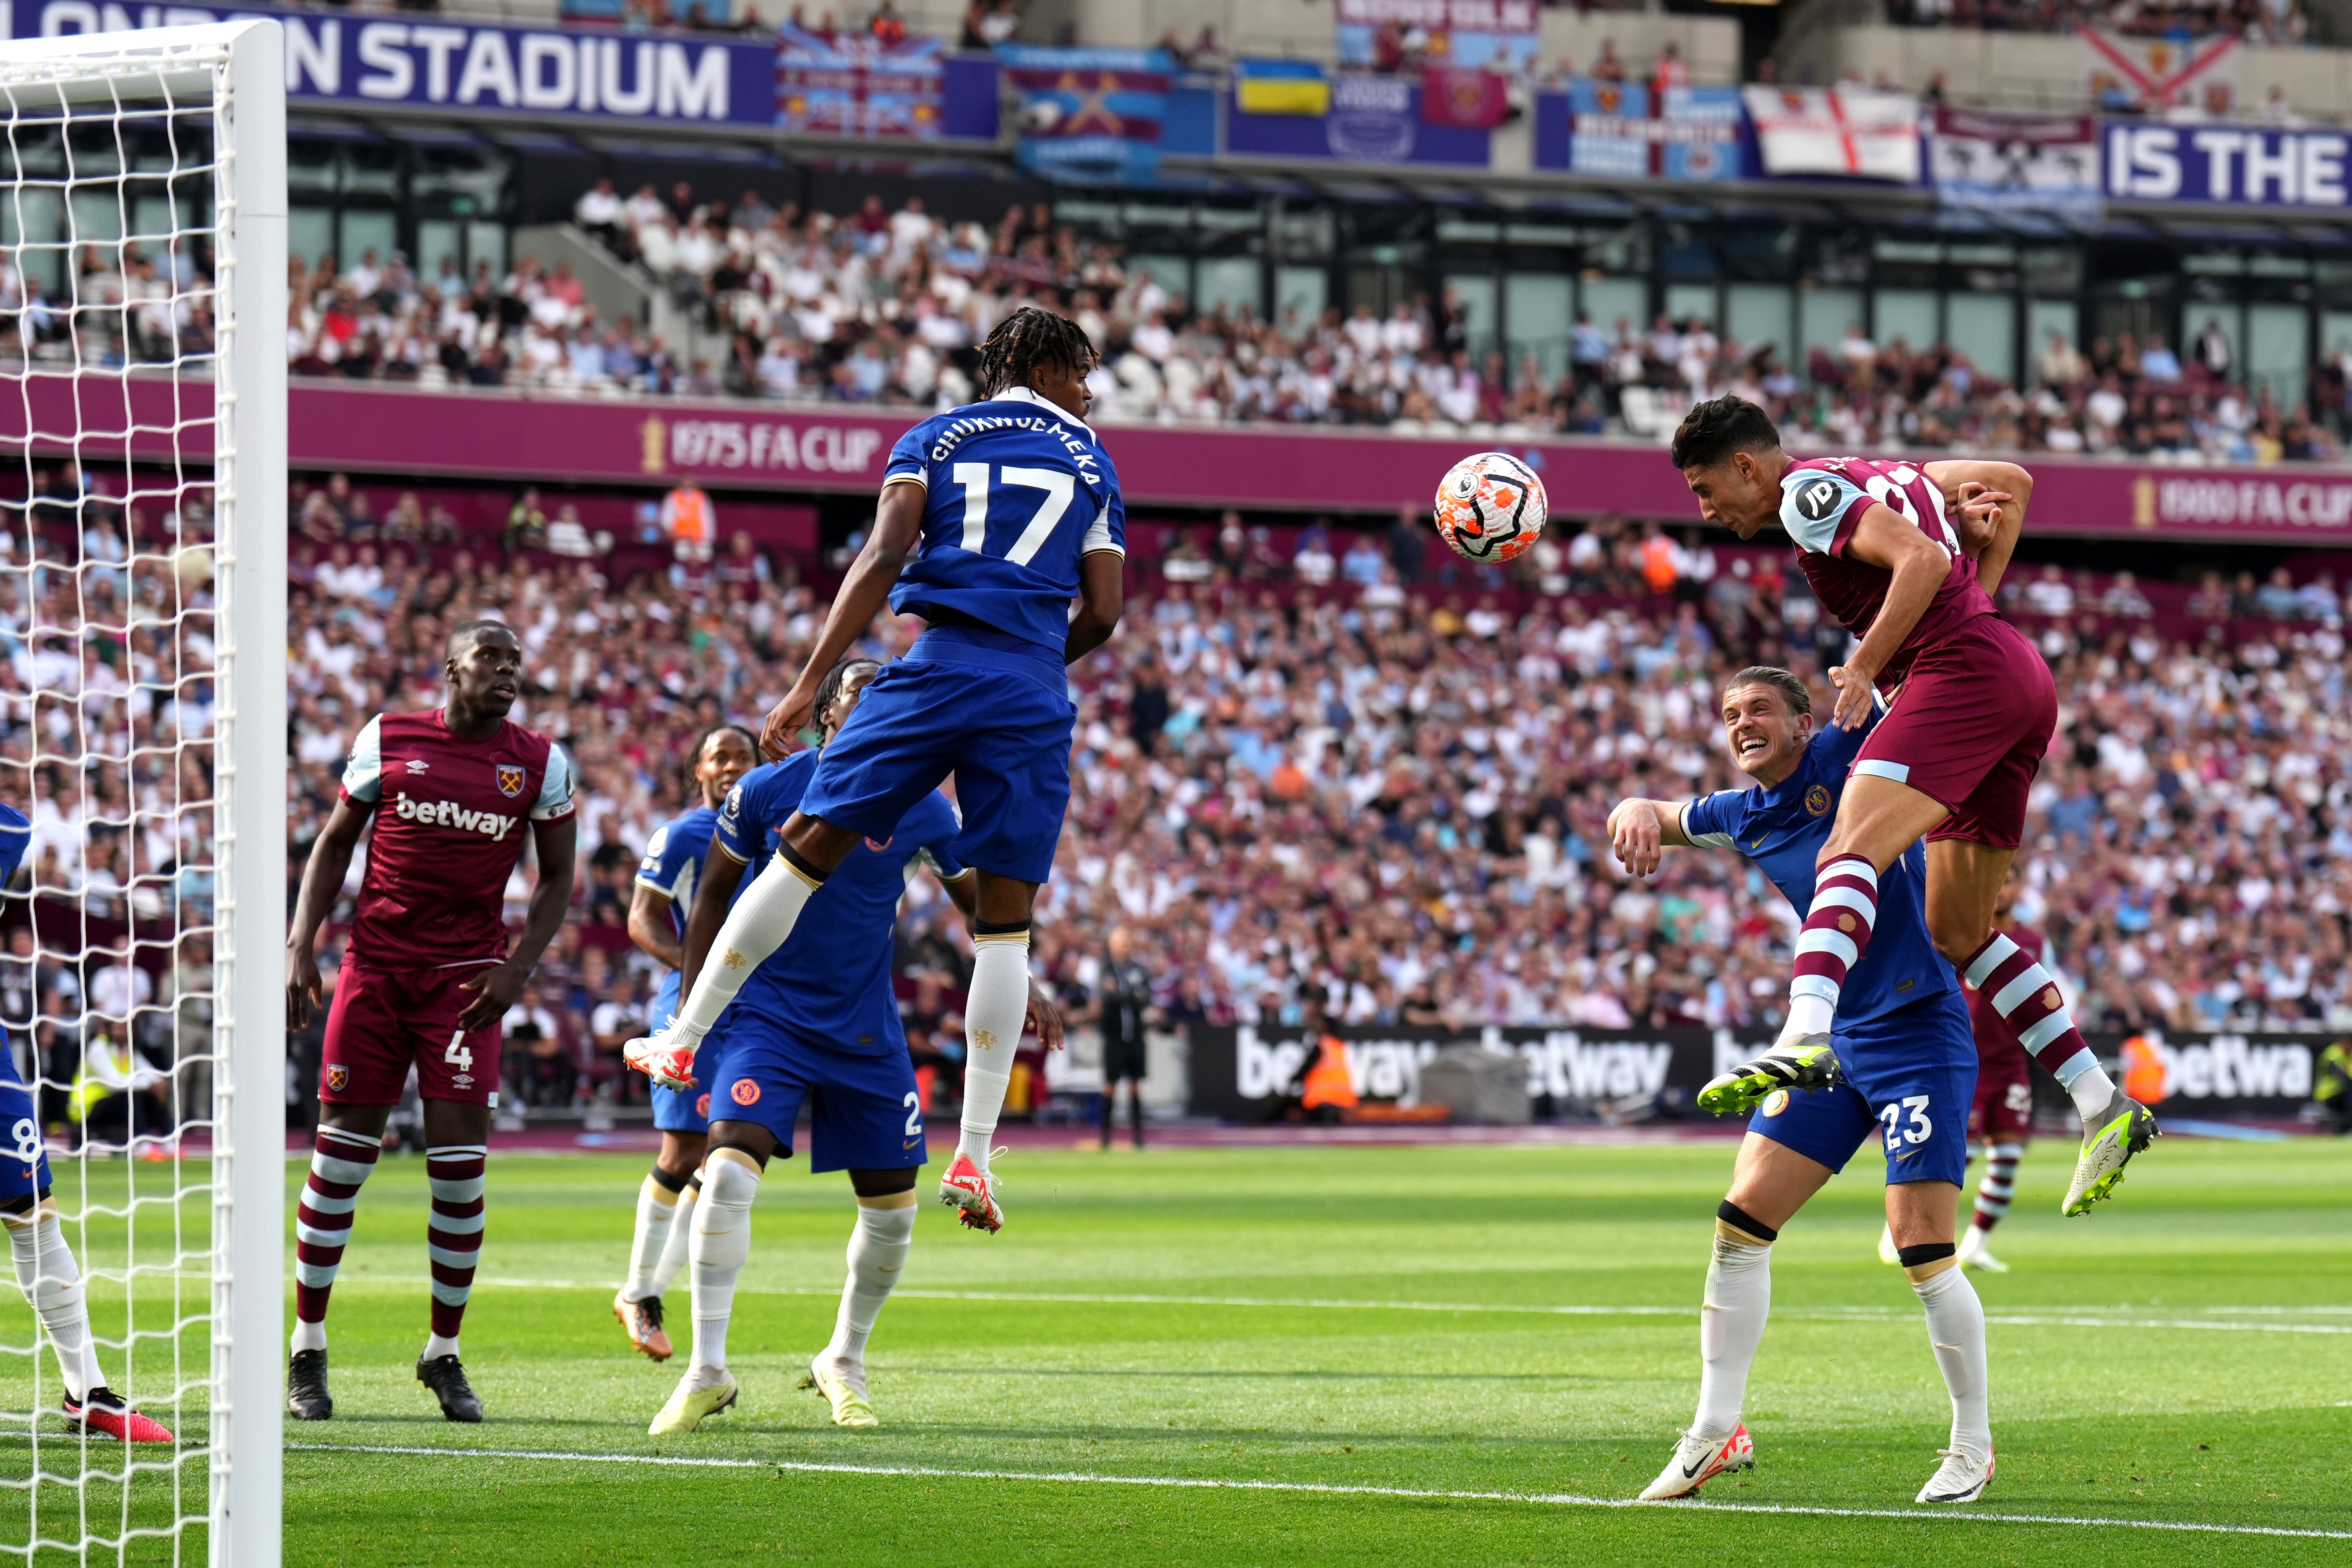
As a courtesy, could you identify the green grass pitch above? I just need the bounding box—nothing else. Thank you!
[7,1133,2351,1564]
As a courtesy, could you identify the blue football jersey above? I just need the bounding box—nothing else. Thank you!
[0,803,25,887]
[713,752,967,1056]
[882,386,1126,657]
[636,804,721,1025]
[1681,711,1956,1025]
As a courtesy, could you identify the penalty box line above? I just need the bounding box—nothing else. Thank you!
[286,1444,2352,1541]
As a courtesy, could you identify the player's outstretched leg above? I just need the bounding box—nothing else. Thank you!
[616,1163,697,1361]
[652,1147,759,1435]
[1638,1202,1771,1500]
[939,922,1028,1233]
[418,1143,487,1422]
[290,1123,383,1421]
[1901,1242,1995,1502]
[801,1186,915,1428]
[5,1196,172,1443]
[630,852,829,1075]
[1959,934,2157,1214]
[1958,1141,2021,1272]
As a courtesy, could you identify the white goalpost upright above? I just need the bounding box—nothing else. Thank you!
[0,19,284,1567]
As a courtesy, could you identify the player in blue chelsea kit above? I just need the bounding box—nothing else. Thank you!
[629,306,1121,1236]
[638,657,1062,1434]
[610,724,758,1363]
[1607,667,1995,1506]
[0,803,172,1443]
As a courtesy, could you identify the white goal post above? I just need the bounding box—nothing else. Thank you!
[0,19,284,1567]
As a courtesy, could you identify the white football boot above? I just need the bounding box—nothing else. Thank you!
[1636,1423,1754,1500]
[1956,1226,2011,1273]
[1915,1445,1995,1503]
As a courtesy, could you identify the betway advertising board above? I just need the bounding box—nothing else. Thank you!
[4,1,777,129]
[1186,1025,2318,1120]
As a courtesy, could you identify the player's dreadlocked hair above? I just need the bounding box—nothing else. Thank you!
[976,304,1096,397]
[813,655,884,735]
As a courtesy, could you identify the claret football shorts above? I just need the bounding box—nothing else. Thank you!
[321,959,504,1106]
[1852,614,2057,852]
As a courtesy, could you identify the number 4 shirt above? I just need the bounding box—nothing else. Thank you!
[882,386,1126,657]
[1778,455,1998,690]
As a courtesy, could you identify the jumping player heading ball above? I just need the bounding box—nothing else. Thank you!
[1671,395,2155,1217]
[627,304,1123,1234]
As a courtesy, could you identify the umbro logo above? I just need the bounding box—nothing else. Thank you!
[406,759,430,773]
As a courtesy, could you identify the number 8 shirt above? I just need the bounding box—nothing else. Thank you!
[1778,455,2057,851]
[798,385,1125,883]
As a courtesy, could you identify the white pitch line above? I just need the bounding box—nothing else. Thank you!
[324,1276,2352,1333]
[284,1443,2352,1541]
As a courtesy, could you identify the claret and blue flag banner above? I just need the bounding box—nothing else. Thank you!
[1533,78,1746,180]
[1001,45,1171,184]
[775,22,942,139]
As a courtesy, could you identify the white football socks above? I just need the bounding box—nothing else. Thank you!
[826,1199,916,1365]
[669,856,823,1042]
[1692,1229,1773,1440]
[2064,1061,2121,1121]
[6,1209,99,1402]
[688,1152,761,1377]
[422,1333,461,1362]
[1911,1262,1991,1459]
[624,1174,682,1302]
[651,1175,699,1299]
[956,933,1030,1174]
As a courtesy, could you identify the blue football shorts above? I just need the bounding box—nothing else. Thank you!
[798,626,1075,885]
[2,1048,51,1205]
[1747,991,1978,1187]
[708,1011,925,1174]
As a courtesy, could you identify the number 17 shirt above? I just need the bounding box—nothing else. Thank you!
[883,386,1126,657]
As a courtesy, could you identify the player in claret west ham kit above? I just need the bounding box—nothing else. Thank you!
[1671,395,2157,1218]
[283,622,579,1424]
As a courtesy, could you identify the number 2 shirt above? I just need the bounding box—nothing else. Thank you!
[882,386,1126,658]
[1778,455,1997,689]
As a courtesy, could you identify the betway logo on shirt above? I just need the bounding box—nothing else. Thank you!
[392,791,518,840]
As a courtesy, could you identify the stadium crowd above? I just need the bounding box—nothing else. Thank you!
[261,473,2352,1115]
[1887,0,2310,43]
[278,186,2351,469]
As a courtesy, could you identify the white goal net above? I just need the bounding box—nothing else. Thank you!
[0,22,284,1567]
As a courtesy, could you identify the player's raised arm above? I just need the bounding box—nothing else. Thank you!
[1829,504,1952,730]
[759,482,928,759]
[1607,797,1695,879]
[1925,459,2031,598]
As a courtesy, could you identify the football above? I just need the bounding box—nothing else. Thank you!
[1432,451,1547,563]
